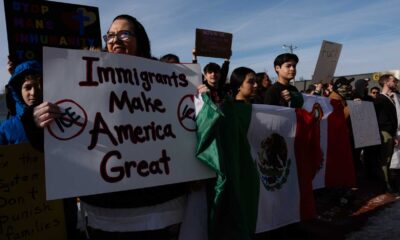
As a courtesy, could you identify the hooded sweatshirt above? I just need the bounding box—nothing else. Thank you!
[0,60,42,145]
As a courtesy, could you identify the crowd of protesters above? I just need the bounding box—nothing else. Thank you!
[1,11,400,240]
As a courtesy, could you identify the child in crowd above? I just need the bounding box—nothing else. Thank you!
[0,60,42,146]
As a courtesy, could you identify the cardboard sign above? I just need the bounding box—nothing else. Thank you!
[43,47,215,200]
[0,144,66,240]
[347,100,381,148]
[312,40,342,84]
[4,0,101,65]
[195,28,232,59]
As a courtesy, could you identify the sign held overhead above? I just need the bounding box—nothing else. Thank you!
[312,40,342,84]
[195,28,232,59]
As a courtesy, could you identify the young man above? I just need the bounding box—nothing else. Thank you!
[375,74,399,193]
[264,53,303,108]
[193,48,231,104]
[200,62,230,104]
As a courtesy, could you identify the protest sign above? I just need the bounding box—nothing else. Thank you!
[4,0,101,65]
[312,40,342,84]
[195,28,232,59]
[43,47,215,200]
[0,144,66,240]
[347,100,381,148]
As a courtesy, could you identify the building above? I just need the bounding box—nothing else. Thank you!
[293,69,400,92]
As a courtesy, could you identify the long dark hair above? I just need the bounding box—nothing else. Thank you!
[230,67,256,97]
[111,15,151,58]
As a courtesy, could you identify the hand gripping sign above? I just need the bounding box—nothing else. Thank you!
[47,99,88,141]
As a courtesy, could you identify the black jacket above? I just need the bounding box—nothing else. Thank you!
[375,93,398,137]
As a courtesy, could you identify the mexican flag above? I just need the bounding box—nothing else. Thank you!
[195,94,322,239]
[302,94,356,189]
[302,94,332,189]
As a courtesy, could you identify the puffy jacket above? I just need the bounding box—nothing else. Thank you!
[0,60,42,145]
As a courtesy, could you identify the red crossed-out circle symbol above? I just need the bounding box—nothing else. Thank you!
[47,99,88,141]
[177,94,197,132]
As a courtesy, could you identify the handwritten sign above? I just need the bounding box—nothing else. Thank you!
[312,40,342,84]
[0,144,66,240]
[43,47,215,200]
[347,100,381,148]
[4,0,101,65]
[195,28,232,59]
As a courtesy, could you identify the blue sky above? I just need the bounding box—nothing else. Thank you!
[1,0,400,90]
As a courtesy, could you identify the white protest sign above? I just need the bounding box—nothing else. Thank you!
[312,40,342,84]
[43,47,215,200]
[347,100,381,148]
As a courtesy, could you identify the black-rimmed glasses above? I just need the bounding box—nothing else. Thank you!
[103,30,135,43]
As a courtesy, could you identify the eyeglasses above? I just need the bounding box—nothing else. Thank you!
[103,30,135,43]
[371,91,379,94]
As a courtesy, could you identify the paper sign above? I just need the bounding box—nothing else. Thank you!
[347,100,381,148]
[4,0,101,65]
[43,47,215,200]
[195,28,232,59]
[312,40,342,84]
[0,144,66,240]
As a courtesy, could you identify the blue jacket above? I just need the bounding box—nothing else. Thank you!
[0,60,42,145]
[0,116,29,144]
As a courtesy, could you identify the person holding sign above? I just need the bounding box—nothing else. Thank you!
[264,53,303,108]
[33,14,187,240]
[193,48,231,104]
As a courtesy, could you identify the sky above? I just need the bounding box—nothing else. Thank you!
[1,0,400,90]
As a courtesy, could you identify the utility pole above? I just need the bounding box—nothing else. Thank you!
[282,44,297,53]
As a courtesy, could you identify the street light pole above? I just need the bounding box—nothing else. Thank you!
[282,44,297,53]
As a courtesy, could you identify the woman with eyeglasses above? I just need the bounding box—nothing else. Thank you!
[33,15,187,240]
[103,14,151,58]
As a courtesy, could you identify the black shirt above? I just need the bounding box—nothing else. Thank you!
[264,81,299,107]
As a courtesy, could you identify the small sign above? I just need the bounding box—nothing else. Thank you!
[4,0,102,65]
[347,100,381,148]
[195,28,232,59]
[312,40,342,84]
[0,144,66,240]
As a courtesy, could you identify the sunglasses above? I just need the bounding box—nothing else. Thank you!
[103,30,135,43]
[371,91,379,94]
